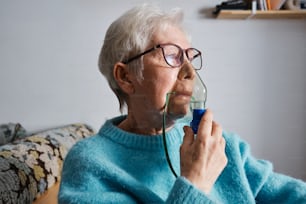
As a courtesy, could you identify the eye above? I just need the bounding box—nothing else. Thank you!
[165,54,180,67]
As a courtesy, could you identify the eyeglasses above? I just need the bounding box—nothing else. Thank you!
[122,43,202,70]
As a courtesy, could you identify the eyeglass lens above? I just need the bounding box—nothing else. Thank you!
[161,44,202,70]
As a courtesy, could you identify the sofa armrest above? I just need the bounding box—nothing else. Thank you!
[0,123,95,203]
[32,182,60,204]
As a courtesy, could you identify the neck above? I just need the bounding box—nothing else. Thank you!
[118,110,173,135]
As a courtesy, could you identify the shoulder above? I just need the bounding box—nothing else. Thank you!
[222,131,248,154]
[63,134,103,167]
[222,131,273,172]
[222,131,257,164]
[69,115,125,150]
[64,116,126,162]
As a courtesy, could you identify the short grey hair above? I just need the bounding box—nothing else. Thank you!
[98,4,187,112]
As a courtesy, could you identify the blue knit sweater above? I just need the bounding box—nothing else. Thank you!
[59,116,306,203]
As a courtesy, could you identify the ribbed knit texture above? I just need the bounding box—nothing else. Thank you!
[59,115,306,203]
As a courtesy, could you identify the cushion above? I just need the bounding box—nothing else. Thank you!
[0,123,95,204]
[0,123,27,145]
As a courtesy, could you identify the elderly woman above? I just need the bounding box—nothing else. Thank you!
[58,4,306,203]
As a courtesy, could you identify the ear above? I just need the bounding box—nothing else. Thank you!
[113,62,135,94]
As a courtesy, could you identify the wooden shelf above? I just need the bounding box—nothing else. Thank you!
[217,10,306,19]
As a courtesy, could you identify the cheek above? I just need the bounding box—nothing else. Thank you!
[141,71,178,108]
[148,73,177,95]
[143,53,178,93]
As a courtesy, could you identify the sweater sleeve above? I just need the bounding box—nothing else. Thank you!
[166,177,218,204]
[255,172,306,203]
[235,134,306,203]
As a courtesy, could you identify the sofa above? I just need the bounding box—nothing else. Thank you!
[0,123,95,204]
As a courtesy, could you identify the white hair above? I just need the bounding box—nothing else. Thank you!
[98,4,187,112]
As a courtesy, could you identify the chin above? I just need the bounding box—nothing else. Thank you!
[166,104,189,120]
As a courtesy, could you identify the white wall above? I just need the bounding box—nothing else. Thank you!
[0,1,305,180]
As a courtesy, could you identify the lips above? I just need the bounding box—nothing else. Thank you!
[171,82,194,98]
[173,91,192,97]
[168,89,193,104]
[167,82,194,103]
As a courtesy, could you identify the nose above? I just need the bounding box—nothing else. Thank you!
[177,59,195,80]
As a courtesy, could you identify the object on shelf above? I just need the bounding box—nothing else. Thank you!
[301,0,306,8]
[284,0,301,10]
[213,0,249,15]
[270,0,287,10]
[213,0,305,16]
[254,0,299,10]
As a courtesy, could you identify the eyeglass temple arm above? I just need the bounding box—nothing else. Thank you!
[122,45,160,64]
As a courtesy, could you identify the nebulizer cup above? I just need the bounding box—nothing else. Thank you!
[190,71,207,134]
[162,71,207,177]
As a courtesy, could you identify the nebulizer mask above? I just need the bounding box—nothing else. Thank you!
[162,71,207,177]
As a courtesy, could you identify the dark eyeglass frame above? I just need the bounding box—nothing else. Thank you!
[122,43,202,70]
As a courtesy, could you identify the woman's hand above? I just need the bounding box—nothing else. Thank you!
[180,109,227,194]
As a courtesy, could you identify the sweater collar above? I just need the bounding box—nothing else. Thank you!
[98,115,186,151]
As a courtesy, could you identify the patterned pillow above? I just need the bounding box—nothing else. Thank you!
[0,123,95,204]
[0,123,27,145]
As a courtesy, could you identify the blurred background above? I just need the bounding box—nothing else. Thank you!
[0,0,305,180]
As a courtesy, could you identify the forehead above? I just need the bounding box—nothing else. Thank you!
[151,25,191,49]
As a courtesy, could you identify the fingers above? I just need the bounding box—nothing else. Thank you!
[211,121,221,135]
[194,109,225,158]
[196,108,213,141]
[180,108,227,194]
[182,126,194,146]
[212,121,223,142]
